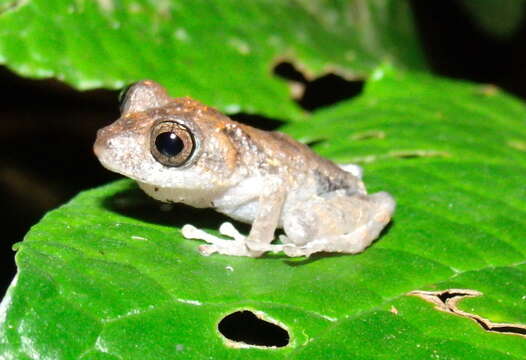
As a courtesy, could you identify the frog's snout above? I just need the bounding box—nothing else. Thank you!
[93,126,112,159]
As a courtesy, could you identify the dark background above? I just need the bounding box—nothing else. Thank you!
[1,1,526,295]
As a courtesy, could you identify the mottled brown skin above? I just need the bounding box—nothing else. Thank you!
[94,80,394,257]
[97,89,362,196]
[219,121,364,195]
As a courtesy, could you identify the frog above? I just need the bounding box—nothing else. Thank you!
[94,80,395,258]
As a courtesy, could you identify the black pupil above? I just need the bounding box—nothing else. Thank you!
[155,132,184,157]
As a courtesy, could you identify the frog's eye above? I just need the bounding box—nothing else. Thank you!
[150,121,195,167]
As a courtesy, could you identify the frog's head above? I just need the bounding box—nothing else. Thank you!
[94,80,240,192]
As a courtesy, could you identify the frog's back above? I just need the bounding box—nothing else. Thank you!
[173,97,364,196]
[230,124,365,196]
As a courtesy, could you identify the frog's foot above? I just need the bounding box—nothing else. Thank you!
[181,222,256,256]
[275,235,321,258]
[181,222,289,257]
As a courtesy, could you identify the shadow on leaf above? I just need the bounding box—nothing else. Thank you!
[101,184,395,265]
[102,185,251,235]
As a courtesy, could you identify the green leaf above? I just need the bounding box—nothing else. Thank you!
[1,67,525,359]
[0,0,425,119]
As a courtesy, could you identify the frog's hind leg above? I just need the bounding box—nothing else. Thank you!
[281,191,395,257]
[182,186,288,257]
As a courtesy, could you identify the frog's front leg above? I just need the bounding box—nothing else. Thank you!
[181,222,251,256]
[182,188,287,257]
[243,190,287,256]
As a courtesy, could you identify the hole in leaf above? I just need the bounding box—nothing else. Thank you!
[492,326,526,336]
[218,310,290,348]
[273,61,364,111]
[436,289,462,303]
[410,289,526,338]
[274,62,306,83]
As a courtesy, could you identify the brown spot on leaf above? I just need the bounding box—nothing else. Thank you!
[389,150,451,159]
[508,140,526,152]
[0,0,26,14]
[476,84,500,96]
[350,130,386,141]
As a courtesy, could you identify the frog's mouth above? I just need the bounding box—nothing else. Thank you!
[93,131,146,181]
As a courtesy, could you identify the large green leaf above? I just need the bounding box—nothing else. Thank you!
[0,0,425,119]
[1,67,525,359]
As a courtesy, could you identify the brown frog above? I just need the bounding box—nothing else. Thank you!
[94,80,395,257]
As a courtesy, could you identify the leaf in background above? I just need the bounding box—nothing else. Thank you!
[0,67,525,359]
[458,0,526,38]
[0,0,425,119]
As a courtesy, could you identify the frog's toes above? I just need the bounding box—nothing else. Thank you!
[198,244,217,256]
[182,223,256,256]
[282,245,314,258]
[182,223,245,244]
[219,222,245,242]
[181,224,223,244]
